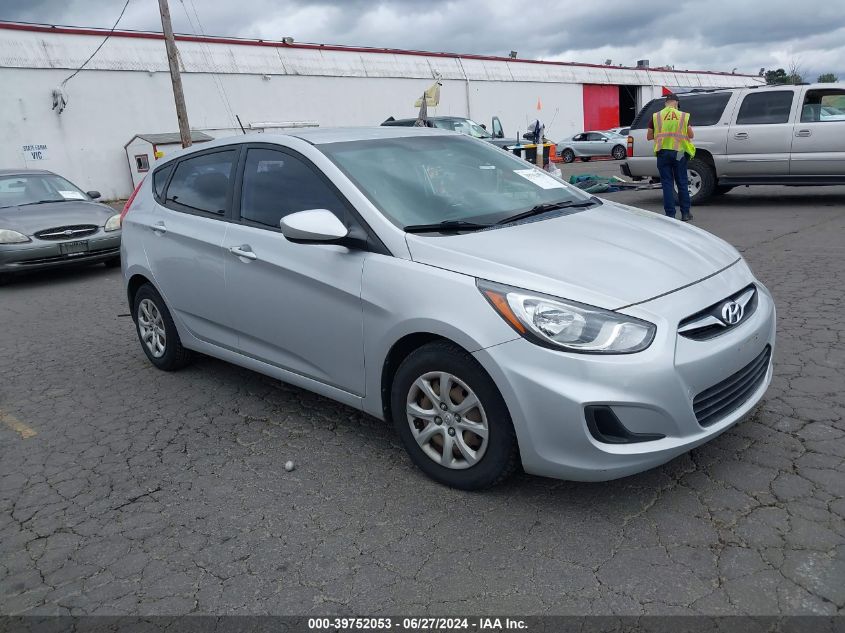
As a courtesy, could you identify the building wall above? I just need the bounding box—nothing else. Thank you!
[0,25,765,199]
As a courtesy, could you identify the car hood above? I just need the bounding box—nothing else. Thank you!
[405,200,741,310]
[0,201,115,235]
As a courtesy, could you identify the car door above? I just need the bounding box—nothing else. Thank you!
[584,132,608,156]
[144,147,239,347]
[790,86,845,176]
[570,133,589,154]
[724,89,796,176]
[223,144,369,395]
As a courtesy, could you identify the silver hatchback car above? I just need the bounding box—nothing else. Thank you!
[122,128,775,489]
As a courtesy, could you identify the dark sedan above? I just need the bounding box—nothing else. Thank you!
[0,169,121,284]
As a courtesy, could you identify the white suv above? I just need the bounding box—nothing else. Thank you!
[623,83,845,204]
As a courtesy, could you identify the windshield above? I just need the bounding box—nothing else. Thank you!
[432,118,492,139]
[320,135,590,228]
[0,174,88,209]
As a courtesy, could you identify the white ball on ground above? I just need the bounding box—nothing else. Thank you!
[284,460,295,472]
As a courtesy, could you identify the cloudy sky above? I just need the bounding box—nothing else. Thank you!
[3,0,844,80]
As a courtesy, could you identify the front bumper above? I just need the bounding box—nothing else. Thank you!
[0,232,121,274]
[473,263,776,481]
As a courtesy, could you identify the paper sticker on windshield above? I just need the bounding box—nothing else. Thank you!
[513,169,565,189]
[59,190,86,200]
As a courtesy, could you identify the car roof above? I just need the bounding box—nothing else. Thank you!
[385,116,468,124]
[0,168,55,177]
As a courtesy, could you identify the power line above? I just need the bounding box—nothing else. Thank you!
[60,0,132,88]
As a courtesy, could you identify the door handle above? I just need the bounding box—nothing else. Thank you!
[795,129,812,137]
[229,245,257,260]
[733,132,749,140]
[151,221,167,234]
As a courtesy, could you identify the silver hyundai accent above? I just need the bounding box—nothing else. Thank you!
[121,127,775,489]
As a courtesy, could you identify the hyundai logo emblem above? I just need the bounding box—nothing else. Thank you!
[721,301,743,325]
[63,230,74,236]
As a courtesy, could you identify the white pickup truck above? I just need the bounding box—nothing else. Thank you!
[622,83,845,204]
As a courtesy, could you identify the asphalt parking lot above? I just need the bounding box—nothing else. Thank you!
[1,164,844,616]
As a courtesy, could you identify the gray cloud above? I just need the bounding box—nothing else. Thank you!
[1,0,843,79]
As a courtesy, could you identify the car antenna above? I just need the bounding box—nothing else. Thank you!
[235,115,247,134]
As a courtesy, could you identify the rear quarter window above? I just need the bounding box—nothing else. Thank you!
[631,93,732,129]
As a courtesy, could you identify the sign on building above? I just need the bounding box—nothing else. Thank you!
[22,144,49,161]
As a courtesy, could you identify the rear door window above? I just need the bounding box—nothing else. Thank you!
[736,91,794,125]
[152,163,174,201]
[164,150,237,216]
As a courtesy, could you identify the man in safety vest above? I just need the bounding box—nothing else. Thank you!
[647,93,696,221]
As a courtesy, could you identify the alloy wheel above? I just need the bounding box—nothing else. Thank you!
[138,298,166,358]
[406,371,489,469]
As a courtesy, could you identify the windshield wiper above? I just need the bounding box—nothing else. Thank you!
[496,197,601,225]
[16,199,67,207]
[404,220,494,234]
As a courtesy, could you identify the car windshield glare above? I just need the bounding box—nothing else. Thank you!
[320,135,588,228]
[0,174,88,209]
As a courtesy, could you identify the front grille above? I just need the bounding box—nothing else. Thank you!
[34,224,99,240]
[693,345,771,427]
[679,285,757,341]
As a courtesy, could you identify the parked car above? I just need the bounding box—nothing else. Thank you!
[557,131,628,163]
[623,83,845,203]
[0,169,121,284]
[122,128,775,489]
[608,126,630,136]
[381,115,520,149]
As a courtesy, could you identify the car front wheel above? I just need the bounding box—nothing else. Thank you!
[391,341,518,490]
[561,149,575,163]
[133,283,193,371]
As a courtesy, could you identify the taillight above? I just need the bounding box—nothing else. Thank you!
[626,135,633,157]
[120,178,145,225]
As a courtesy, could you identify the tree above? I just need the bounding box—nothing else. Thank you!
[817,73,839,83]
[765,68,790,84]
[764,64,803,85]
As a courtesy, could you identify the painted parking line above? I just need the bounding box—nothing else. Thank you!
[0,411,37,439]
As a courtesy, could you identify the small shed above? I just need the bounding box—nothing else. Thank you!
[124,131,214,187]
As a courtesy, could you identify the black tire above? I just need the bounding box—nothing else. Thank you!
[714,185,735,196]
[611,145,626,160]
[0,274,11,287]
[132,283,193,371]
[561,148,575,163]
[104,256,121,268]
[676,157,716,205]
[390,341,519,490]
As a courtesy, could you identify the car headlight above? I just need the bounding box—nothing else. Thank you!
[0,229,31,244]
[478,280,656,354]
[104,214,121,232]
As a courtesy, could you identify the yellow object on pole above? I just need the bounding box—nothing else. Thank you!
[414,81,441,108]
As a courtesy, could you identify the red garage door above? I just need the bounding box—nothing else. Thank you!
[583,84,619,131]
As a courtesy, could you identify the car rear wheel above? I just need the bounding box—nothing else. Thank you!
[612,145,626,160]
[561,149,575,163]
[391,341,518,490]
[133,284,193,371]
[675,157,716,205]
[0,274,10,286]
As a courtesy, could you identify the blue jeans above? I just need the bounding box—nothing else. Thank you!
[656,150,690,217]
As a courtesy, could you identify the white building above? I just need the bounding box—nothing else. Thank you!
[0,21,764,199]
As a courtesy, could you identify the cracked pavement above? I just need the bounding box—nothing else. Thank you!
[1,175,843,616]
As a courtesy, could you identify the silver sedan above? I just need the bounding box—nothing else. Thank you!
[121,128,775,489]
[0,169,121,284]
[557,131,627,163]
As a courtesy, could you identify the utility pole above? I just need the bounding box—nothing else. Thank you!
[158,0,192,148]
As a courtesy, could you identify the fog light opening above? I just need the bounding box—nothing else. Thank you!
[585,405,665,445]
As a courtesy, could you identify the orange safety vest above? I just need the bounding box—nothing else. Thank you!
[653,107,696,157]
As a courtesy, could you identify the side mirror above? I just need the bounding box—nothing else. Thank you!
[280,209,348,244]
[480,123,487,130]
[87,190,101,199]
[603,138,608,142]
